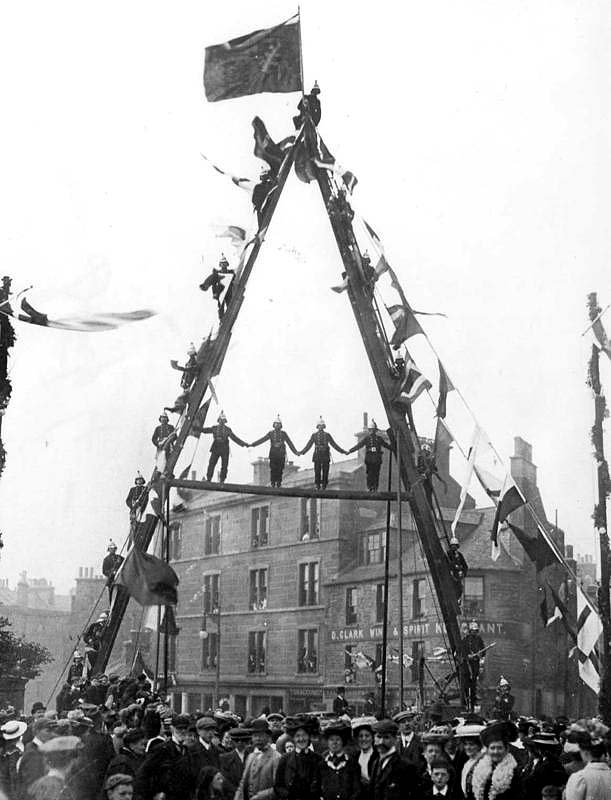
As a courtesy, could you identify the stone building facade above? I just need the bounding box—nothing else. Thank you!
[168,425,581,720]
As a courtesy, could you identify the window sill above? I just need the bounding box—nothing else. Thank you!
[246,672,267,677]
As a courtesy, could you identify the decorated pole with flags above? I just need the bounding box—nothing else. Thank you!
[587,292,611,723]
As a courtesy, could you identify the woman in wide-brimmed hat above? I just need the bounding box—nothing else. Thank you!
[349,717,379,800]
[521,730,565,797]
[454,717,486,800]
[470,722,522,800]
[275,716,322,800]
[320,722,359,800]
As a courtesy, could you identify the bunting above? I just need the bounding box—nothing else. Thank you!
[490,483,526,558]
[436,360,454,419]
[115,547,179,607]
[393,358,432,407]
[252,117,295,173]
[314,138,358,195]
[505,521,556,572]
[200,154,256,193]
[188,399,212,438]
[586,292,611,360]
[451,426,481,535]
[0,296,156,333]
[214,225,247,247]
[386,304,424,350]
[576,587,603,694]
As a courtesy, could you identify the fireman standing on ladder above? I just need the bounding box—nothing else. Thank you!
[447,537,468,606]
[346,419,391,492]
[202,411,248,483]
[249,416,299,487]
[461,620,485,711]
[299,417,348,491]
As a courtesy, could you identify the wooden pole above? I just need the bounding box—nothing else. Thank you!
[396,441,405,709]
[380,452,393,717]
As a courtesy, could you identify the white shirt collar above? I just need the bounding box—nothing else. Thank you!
[199,738,211,749]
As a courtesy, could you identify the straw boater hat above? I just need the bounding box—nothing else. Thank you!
[351,716,377,735]
[455,718,486,739]
[0,720,27,740]
[422,725,453,744]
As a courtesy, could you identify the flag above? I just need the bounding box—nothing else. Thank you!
[204,17,302,102]
[115,547,179,607]
[294,141,317,183]
[434,417,454,455]
[9,297,156,333]
[436,360,454,419]
[201,155,256,193]
[451,426,481,535]
[394,358,432,407]
[131,648,154,681]
[214,225,247,246]
[491,485,526,551]
[587,292,611,360]
[160,605,181,636]
[252,117,295,172]
[347,650,376,671]
[505,522,556,572]
[175,465,195,503]
[313,138,357,194]
[389,649,413,668]
[576,587,603,693]
[386,304,424,349]
[330,273,349,294]
[188,399,212,438]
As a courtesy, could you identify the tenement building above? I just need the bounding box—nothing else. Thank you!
[169,421,578,719]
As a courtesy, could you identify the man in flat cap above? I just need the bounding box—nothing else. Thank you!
[190,716,221,781]
[220,727,252,796]
[392,711,424,771]
[235,719,281,800]
[371,720,418,800]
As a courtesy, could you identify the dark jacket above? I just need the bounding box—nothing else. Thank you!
[332,695,350,716]
[251,429,299,458]
[421,785,462,799]
[220,749,249,796]
[397,734,424,770]
[126,485,149,512]
[102,553,124,584]
[18,740,46,794]
[320,752,360,800]
[135,739,195,800]
[349,748,379,800]
[189,740,221,781]
[275,750,322,800]
[347,434,391,462]
[71,731,115,800]
[519,753,565,796]
[371,751,417,800]
[301,431,345,462]
[152,422,175,448]
[201,424,247,452]
[105,745,145,779]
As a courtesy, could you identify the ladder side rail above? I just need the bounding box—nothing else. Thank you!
[312,151,464,688]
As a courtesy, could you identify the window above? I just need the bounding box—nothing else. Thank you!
[298,562,319,606]
[169,522,182,560]
[187,693,201,714]
[300,498,321,540]
[412,579,426,619]
[204,515,221,555]
[203,574,219,614]
[375,584,385,623]
[360,532,385,565]
[297,629,318,673]
[463,576,485,616]
[248,631,266,673]
[251,506,270,548]
[410,641,425,683]
[345,587,357,624]
[344,645,355,683]
[249,569,268,610]
[201,632,218,671]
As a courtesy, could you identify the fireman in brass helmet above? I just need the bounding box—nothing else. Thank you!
[299,417,348,491]
[346,418,391,492]
[202,411,248,483]
[249,416,299,487]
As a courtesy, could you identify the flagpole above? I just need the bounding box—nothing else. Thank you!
[396,438,405,709]
[163,484,170,696]
[380,450,393,716]
[297,6,305,98]
[588,330,611,724]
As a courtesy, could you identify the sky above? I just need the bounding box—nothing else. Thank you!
[0,1,610,593]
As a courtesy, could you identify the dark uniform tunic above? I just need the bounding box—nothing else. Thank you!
[202,423,247,483]
[492,691,515,721]
[447,547,468,602]
[125,485,148,519]
[102,553,124,597]
[250,428,299,487]
[347,433,391,491]
[152,422,175,448]
[461,631,485,710]
[300,430,346,490]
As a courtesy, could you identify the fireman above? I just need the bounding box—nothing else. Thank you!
[461,621,485,711]
[202,411,248,483]
[299,418,348,490]
[346,419,391,491]
[447,537,468,605]
[249,416,299,487]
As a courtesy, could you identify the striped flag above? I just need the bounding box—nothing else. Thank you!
[491,484,526,558]
[451,426,482,536]
[576,588,603,693]
[393,358,432,407]
[436,360,454,419]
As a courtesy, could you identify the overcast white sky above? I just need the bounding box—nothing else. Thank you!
[0,1,610,593]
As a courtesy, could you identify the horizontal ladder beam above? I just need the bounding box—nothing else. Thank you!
[167,478,411,502]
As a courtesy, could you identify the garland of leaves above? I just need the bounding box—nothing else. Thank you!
[0,276,15,478]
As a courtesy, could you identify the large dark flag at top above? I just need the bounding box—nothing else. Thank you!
[204,17,302,102]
